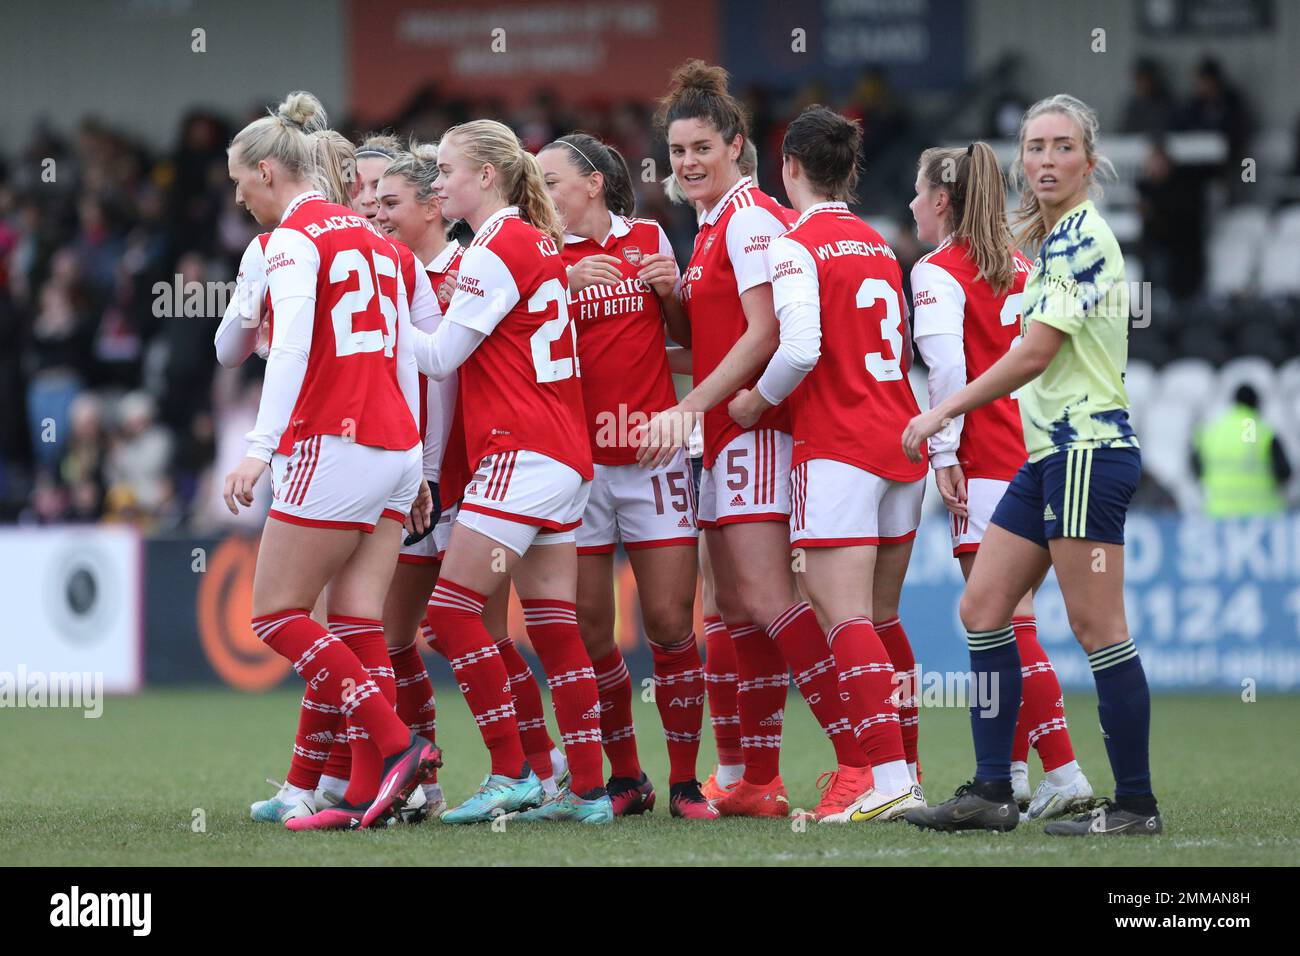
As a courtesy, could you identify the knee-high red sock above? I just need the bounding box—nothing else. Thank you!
[826,617,907,769]
[703,616,742,767]
[328,617,397,806]
[874,616,919,766]
[426,581,526,779]
[652,635,705,785]
[593,647,640,780]
[390,638,437,781]
[768,603,866,768]
[729,622,788,786]
[1012,616,1075,772]
[494,635,557,781]
[252,610,409,770]
[521,599,603,796]
[285,684,344,791]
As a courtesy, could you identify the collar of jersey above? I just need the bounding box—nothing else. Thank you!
[479,205,522,234]
[564,210,630,247]
[280,190,325,223]
[701,176,753,227]
[791,200,849,230]
[426,240,461,274]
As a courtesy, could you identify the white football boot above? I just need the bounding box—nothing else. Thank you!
[1011,761,1031,810]
[250,779,316,824]
[1025,768,1095,820]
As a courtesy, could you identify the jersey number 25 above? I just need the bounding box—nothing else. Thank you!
[528,278,581,384]
[330,248,396,358]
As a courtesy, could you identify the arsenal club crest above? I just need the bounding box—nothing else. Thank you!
[622,246,642,265]
[702,234,716,256]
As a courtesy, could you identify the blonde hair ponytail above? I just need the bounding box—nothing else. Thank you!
[443,120,563,244]
[919,142,1015,295]
[311,130,357,205]
[229,90,327,181]
[1010,94,1115,250]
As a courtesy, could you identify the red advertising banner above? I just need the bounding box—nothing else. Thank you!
[348,0,721,121]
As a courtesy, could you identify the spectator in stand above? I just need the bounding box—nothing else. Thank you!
[1137,138,1207,300]
[104,390,175,525]
[1121,58,1175,138]
[1192,385,1292,517]
[1177,57,1255,199]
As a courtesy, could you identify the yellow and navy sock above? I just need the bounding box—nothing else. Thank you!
[1090,639,1157,815]
[967,625,1022,792]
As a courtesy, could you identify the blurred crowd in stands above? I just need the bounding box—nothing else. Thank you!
[0,56,1294,528]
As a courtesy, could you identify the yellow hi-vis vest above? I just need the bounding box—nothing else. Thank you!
[1196,404,1283,517]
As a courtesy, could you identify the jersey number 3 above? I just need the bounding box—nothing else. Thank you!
[859,277,905,382]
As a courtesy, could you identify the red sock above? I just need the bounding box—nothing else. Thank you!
[285,683,343,791]
[328,617,397,806]
[495,635,557,781]
[1012,616,1075,772]
[703,616,742,766]
[768,603,866,768]
[252,610,409,770]
[651,635,705,785]
[390,638,437,781]
[827,617,906,768]
[592,647,640,780]
[729,622,788,786]
[426,581,526,778]
[522,599,603,796]
[874,616,919,765]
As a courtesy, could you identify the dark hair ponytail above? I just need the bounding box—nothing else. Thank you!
[543,133,636,216]
[781,105,863,202]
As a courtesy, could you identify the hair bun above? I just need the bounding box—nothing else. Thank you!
[671,59,730,97]
[275,91,326,134]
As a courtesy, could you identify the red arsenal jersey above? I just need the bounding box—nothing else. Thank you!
[261,191,419,458]
[444,206,593,480]
[563,213,678,465]
[912,237,1032,481]
[770,202,925,481]
[680,176,792,468]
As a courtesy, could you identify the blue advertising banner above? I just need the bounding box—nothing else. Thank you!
[898,512,1300,692]
[722,0,967,92]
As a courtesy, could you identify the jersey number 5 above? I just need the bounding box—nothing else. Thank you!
[528,278,580,384]
[859,277,905,382]
[330,248,396,358]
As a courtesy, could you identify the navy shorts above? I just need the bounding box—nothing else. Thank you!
[990,446,1141,548]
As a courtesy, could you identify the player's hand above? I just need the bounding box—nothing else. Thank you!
[254,315,271,360]
[635,404,696,470]
[407,479,434,537]
[223,456,268,515]
[567,254,623,294]
[637,253,679,298]
[935,464,968,518]
[727,388,767,430]
[902,409,949,463]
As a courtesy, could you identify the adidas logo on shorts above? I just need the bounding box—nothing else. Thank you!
[1043,503,1057,520]
[730,494,747,507]
[677,516,691,528]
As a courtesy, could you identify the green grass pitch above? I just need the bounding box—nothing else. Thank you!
[3,688,1297,866]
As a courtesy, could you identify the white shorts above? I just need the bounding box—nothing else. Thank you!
[950,477,1010,556]
[790,458,924,547]
[456,450,591,557]
[270,434,421,533]
[576,450,699,555]
[697,429,792,528]
[397,493,446,567]
[432,501,458,561]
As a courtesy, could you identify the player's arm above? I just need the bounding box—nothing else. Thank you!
[409,244,518,381]
[640,223,690,347]
[214,237,266,368]
[666,346,692,376]
[728,236,819,428]
[393,265,421,441]
[637,205,783,467]
[903,317,1065,462]
[226,229,319,512]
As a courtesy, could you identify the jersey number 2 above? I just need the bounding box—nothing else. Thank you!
[330,248,396,358]
[528,278,580,383]
[859,277,905,382]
